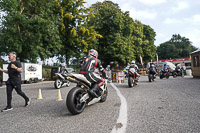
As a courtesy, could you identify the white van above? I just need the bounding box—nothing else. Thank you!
[146,61,176,71]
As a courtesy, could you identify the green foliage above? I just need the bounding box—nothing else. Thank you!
[0,0,157,66]
[55,0,102,64]
[142,24,157,62]
[157,34,197,59]
[88,1,157,65]
[0,0,62,62]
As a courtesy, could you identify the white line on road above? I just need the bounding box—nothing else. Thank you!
[111,83,127,133]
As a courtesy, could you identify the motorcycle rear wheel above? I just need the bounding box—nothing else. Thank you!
[66,87,86,115]
[100,88,108,102]
[128,77,134,87]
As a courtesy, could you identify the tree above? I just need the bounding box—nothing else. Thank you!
[55,0,102,64]
[89,1,136,65]
[89,1,157,65]
[157,34,197,59]
[142,24,157,62]
[0,0,63,62]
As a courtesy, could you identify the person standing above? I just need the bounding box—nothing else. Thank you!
[0,52,30,112]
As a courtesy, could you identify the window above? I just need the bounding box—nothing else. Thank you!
[193,56,199,67]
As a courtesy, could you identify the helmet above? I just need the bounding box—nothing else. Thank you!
[88,49,98,58]
[131,60,135,64]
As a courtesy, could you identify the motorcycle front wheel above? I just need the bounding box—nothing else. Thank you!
[173,73,177,78]
[128,77,134,87]
[148,74,152,82]
[54,79,63,89]
[160,74,163,79]
[65,80,71,87]
[166,74,169,79]
[66,87,86,115]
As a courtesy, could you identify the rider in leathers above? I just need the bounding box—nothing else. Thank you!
[79,49,106,98]
[149,63,157,76]
[129,60,140,79]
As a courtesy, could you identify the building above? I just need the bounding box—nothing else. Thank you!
[190,49,200,78]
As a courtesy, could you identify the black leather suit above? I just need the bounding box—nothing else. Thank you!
[79,55,106,96]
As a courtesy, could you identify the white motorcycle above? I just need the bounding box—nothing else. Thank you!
[54,73,71,89]
[66,73,108,115]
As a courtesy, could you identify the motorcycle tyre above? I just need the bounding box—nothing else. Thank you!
[100,88,108,102]
[166,74,169,79]
[54,79,63,89]
[148,74,152,82]
[128,77,134,87]
[66,87,86,115]
[148,76,152,82]
[160,75,163,79]
[173,73,177,78]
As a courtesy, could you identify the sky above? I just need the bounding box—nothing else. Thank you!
[84,0,200,49]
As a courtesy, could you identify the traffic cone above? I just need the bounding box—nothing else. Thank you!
[119,80,121,84]
[57,89,63,101]
[37,89,43,99]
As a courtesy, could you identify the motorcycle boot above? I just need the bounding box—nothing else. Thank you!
[89,84,101,98]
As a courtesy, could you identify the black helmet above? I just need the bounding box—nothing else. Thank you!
[88,49,98,58]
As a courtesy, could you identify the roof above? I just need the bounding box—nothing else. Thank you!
[190,49,200,55]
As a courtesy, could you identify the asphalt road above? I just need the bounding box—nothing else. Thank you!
[0,76,200,133]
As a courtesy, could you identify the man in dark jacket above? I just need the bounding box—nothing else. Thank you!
[79,49,106,98]
[0,52,30,112]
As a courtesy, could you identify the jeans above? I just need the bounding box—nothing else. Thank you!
[6,80,29,108]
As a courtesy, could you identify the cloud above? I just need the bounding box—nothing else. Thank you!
[129,9,157,20]
[192,14,200,24]
[184,29,200,48]
[172,1,189,12]
[164,18,181,24]
[138,0,167,5]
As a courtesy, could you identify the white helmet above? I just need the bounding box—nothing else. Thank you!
[88,49,98,58]
[131,60,135,64]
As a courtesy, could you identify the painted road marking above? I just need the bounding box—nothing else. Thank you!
[111,83,127,133]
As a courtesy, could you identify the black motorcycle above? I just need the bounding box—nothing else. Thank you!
[148,68,156,82]
[54,72,71,89]
[66,73,108,115]
[173,68,184,78]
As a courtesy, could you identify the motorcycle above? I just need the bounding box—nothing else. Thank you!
[173,68,184,78]
[148,68,156,82]
[160,69,169,79]
[54,72,71,89]
[66,73,108,115]
[128,68,139,87]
